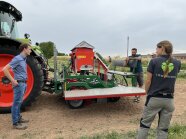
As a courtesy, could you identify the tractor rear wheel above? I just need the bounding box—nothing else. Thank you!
[0,44,44,113]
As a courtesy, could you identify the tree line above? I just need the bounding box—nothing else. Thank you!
[38,41,67,59]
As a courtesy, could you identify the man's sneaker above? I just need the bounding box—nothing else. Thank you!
[18,117,29,123]
[13,123,27,130]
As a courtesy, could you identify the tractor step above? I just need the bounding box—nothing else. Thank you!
[64,86,145,100]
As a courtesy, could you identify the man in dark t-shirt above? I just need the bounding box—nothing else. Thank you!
[137,40,181,139]
[126,48,143,88]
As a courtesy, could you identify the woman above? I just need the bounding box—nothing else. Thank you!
[137,40,181,139]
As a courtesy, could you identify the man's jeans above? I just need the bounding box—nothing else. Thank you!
[11,82,27,125]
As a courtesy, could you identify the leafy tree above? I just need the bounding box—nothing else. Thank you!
[58,52,66,56]
[39,41,54,59]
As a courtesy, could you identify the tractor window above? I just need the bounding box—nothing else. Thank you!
[1,22,11,37]
[0,12,19,38]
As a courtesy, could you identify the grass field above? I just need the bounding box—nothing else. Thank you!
[80,124,186,139]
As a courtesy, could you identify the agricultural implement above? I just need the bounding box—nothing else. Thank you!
[0,1,145,112]
[44,41,146,108]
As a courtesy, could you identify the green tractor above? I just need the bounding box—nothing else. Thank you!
[0,1,48,113]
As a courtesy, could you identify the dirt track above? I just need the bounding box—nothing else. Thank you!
[0,79,186,139]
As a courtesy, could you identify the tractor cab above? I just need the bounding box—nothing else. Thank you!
[0,1,22,38]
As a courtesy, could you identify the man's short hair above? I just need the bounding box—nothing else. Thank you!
[132,48,137,51]
[19,43,30,52]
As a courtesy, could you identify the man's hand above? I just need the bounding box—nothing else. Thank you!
[3,64,18,86]
[126,57,129,61]
[136,56,142,60]
[12,79,18,87]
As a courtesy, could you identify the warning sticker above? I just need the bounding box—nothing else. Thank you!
[77,55,86,59]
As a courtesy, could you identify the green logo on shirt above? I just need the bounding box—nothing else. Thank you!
[161,61,174,73]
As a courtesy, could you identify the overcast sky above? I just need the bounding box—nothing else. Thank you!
[5,0,186,56]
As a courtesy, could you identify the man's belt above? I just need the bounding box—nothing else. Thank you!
[17,80,27,83]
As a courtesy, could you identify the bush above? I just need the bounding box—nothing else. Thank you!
[181,62,186,70]
[177,72,186,78]
[40,41,54,59]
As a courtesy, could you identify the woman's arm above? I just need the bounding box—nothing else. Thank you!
[145,71,152,93]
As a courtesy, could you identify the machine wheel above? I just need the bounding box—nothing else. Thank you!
[0,43,44,113]
[67,100,84,109]
[108,97,120,102]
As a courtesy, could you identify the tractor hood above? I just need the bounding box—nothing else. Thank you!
[0,1,22,21]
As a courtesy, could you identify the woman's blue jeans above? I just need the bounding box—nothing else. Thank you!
[11,82,27,125]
